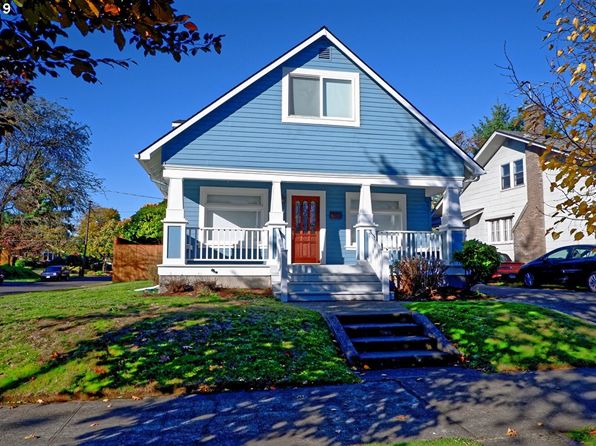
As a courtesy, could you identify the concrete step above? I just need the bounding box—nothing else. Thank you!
[287,293,385,302]
[288,282,382,294]
[351,335,436,352]
[343,321,423,337]
[289,263,374,275]
[288,273,380,283]
[337,312,413,324]
[359,349,450,366]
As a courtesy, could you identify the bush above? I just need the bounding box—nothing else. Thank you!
[0,264,40,280]
[393,256,446,298]
[147,263,159,285]
[453,239,500,285]
[14,258,26,268]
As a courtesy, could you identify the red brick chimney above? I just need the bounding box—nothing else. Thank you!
[523,104,545,136]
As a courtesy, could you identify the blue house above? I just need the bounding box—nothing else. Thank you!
[136,27,484,301]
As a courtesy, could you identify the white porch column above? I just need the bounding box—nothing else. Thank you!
[439,186,466,284]
[162,177,187,266]
[354,184,377,260]
[265,180,287,267]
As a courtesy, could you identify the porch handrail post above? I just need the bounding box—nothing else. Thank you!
[280,242,289,302]
[381,250,391,301]
[354,183,377,260]
[265,179,287,267]
[162,177,187,266]
[439,185,466,286]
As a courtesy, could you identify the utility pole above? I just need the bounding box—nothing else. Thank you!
[79,201,92,277]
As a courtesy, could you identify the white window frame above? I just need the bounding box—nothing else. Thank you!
[281,67,360,127]
[345,192,407,248]
[199,186,269,229]
[488,216,513,244]
[501,158,525,190]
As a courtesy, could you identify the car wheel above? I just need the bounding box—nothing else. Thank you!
[523,272,539,288]
[588,272,596,293]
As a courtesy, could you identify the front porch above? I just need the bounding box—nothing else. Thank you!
[158,171,467,300]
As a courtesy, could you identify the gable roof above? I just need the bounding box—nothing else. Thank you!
[136,27,484,177]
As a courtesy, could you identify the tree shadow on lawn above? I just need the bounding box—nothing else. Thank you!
[0,304,356,400]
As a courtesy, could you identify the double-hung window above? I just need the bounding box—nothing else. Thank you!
[489,217,513,243]
[282,68,360,126]
[501,159,524,189]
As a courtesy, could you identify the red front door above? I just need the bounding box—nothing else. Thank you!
[291,195,320,263]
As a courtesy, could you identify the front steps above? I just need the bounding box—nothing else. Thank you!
[287,263,384,301]
[332,312,458,368]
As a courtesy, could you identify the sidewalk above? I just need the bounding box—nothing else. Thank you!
[0,367,593,445]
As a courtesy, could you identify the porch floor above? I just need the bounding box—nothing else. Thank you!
[290,300,407,315]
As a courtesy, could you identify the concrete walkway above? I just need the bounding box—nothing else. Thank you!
[1,367,594,445]
[291,300,407,314]
[474,285,596,324]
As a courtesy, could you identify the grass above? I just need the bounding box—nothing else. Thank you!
[567,426,596,446]
[406,301,596,372]
[0,282,356,402]
[4,277,40,283]
[368,439,483,446]
[0,264,40,280]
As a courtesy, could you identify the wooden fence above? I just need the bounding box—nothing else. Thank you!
[112,238,162,283]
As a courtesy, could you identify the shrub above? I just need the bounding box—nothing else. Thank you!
[453,239,500,285]
[14,258,26,268]
[393,256,446,298]
[162,277,194,294]
[0,264,40,280]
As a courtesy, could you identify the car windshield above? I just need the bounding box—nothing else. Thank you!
[45,266,62,271]
[499,253,512,262]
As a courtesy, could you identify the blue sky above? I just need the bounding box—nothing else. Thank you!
[34,0,550,219]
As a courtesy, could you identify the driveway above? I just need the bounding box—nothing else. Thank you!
[0,277,112,296]
[474,284,596,324]
[0,367,593,445]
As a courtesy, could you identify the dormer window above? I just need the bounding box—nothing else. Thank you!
[282,68,360,126]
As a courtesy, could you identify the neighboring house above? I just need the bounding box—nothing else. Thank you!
[456,113,595,263]
[136,27,484,301]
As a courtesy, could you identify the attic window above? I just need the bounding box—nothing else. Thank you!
[318,47,331,59]
[281,67,360,127]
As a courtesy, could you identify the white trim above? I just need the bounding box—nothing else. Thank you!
[499,158,526,191]
[281,67,360,127]
[345,192,407,248]
[136,27,483,176]
[164,165,465,188]
[461,208,484,222]
[198,186,269,228]
[286,189,326,264]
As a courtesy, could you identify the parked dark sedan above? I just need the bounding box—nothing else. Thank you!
[519,244,596,292]
[40,265,70,281]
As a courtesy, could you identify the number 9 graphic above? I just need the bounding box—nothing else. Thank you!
[2,3,10,14]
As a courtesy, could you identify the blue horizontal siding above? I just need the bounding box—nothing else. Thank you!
[163,37,464,178]
[183,180,431,265]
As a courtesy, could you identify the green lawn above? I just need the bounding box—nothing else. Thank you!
[0,282,356,402]
[567,426,596,446]
[406,301,596,372]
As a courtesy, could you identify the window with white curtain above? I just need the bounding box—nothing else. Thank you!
[200,187,268,230]
[346,192,406,247]
[283,68,360,126]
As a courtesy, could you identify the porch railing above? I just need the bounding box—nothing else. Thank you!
[377,230,444,262]
[186,227,269,262]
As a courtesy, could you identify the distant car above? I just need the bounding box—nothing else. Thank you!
[492,253,524,281]
[40,265,70,281]
[519,245,596,292]
[0,270,4,284]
